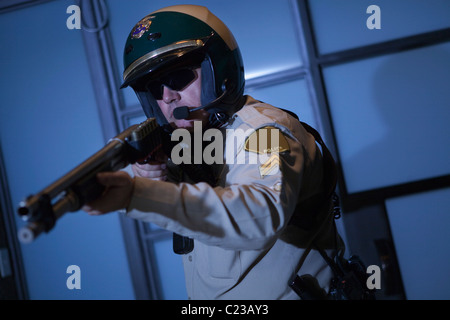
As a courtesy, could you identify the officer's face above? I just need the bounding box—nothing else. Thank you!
[156,67,209,130]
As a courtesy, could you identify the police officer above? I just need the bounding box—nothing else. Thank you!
[83,5,343,300]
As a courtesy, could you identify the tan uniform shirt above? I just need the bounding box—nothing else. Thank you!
[126,96,337,299]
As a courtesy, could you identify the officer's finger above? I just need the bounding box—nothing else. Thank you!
[132,164,167,179]
[134,161,166,171]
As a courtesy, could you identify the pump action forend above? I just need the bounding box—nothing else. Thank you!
[17,118,161,243]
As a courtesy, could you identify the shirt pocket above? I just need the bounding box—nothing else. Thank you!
[207,246,241,280]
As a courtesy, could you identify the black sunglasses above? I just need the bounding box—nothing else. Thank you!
[145,68,198,100]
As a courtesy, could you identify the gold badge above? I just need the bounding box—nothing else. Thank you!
[244,127,290,154]
[131,15,154,39]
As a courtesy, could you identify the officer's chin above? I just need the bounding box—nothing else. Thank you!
[173,116,207,131]
[172,119,196,131]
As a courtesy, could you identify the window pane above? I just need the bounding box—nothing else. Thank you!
[245,78,318,129]
[385,187,450,299]
[108,0,303,107]
[323,42,450,193]
[308,0,450,54]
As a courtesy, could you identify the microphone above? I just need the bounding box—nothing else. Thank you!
[173,105,204,120]
[173,81,229,120]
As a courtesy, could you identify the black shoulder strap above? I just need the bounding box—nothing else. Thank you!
[277,108,339,230]
[277,108,337,199]
[298,121,338,203]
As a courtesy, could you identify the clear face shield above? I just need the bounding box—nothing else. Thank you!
[131,57,219,128]
[134,90,167,125]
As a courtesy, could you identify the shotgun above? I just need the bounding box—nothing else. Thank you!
[17,117,161,243]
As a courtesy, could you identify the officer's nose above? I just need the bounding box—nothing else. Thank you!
[162,85,180,104]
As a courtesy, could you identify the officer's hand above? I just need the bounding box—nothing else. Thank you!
[82,171,134,215]
[132,154,168,181]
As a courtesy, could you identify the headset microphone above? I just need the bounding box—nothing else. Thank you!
[173,105,203,120]
[173,81,229,120]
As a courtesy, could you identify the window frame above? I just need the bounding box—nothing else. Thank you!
[299,0,450,212]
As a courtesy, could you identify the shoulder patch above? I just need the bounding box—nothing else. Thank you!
[244,126,290,154]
